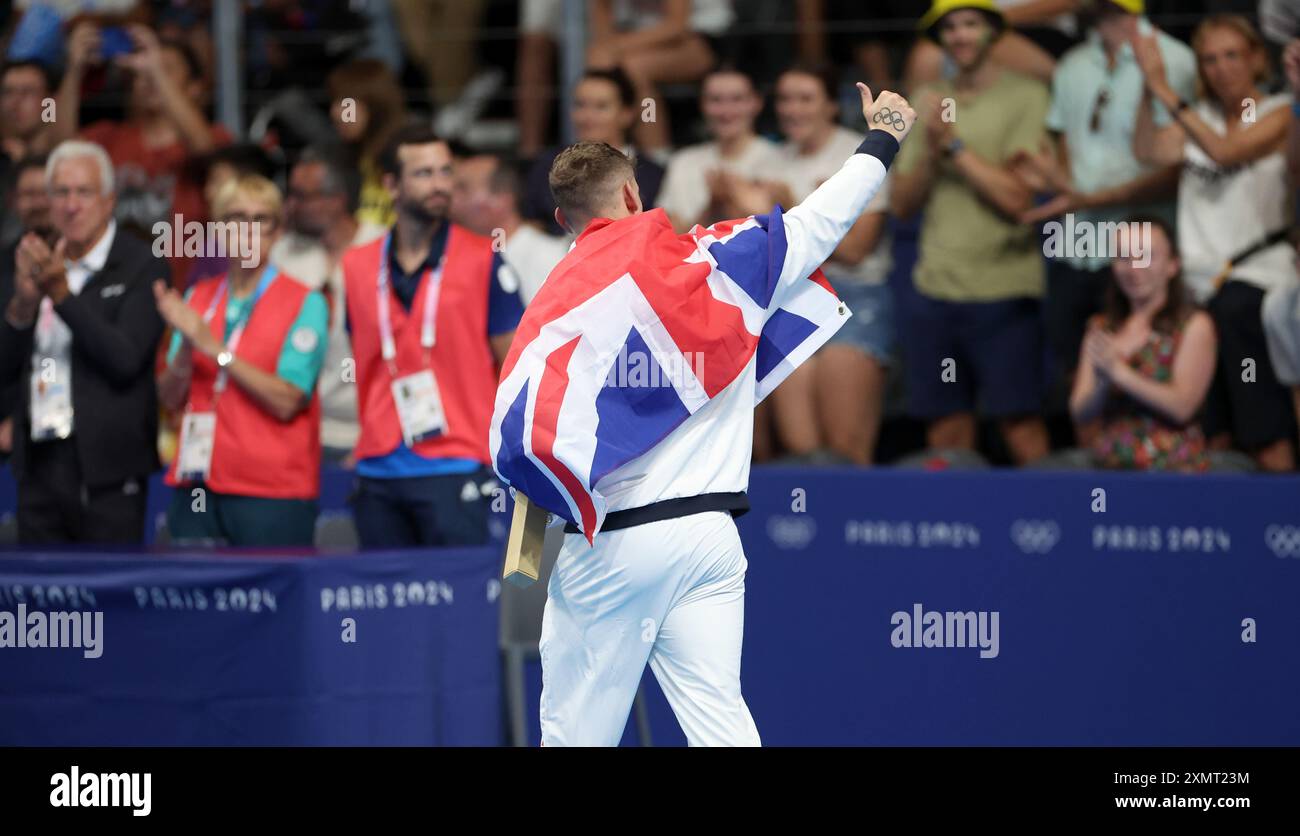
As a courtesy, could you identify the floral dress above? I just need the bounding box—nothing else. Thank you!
[1092,320,1210,472]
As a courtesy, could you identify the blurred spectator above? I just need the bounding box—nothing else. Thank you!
[391,0,485,108]
[0,152,51,457]
[242,0,395,91]
[1017,0,1195,414]
[587,0,735,156]
[905,0,1084,89]
[755,64,893,464]
[1133,14,1297,471]
[341,127,522,548]
[516,0,561,159]
[186,143,278,288]
[326,58,406,229]
[525,68,666,235]
[1,59,56,163]
[156,175,328,546]
[0,59,56,244]
[1262,233,1300,447]
[0,59,53,245]
[1070,217,1216,470]
[452,151,567,304]
[892,1,1051,464]
[656,65,780,233]
[53,22,228,291]
[0,140,166,544]
[273,146,385,463]
[150,0,215,91]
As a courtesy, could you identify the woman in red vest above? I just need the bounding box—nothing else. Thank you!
[154,175,329,546]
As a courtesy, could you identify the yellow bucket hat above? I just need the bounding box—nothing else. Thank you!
[919,0,1007,41]
[1094,0,1145,13]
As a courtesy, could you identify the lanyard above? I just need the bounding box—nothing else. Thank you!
[202,265,277,395]
[377,232,444,377]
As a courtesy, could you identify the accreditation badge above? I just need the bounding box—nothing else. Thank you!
[28,363,73,441]
[390,370,447,446]
[176,412,217,482]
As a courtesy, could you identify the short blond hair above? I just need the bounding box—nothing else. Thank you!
[548,142,635,222]
[211,174,282,219]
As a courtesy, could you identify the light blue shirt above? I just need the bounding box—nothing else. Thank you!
[1046,23,1197,270]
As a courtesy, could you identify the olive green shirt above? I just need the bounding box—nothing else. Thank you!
[895,70,1049,301]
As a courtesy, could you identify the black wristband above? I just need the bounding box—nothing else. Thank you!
[856,129,901,169]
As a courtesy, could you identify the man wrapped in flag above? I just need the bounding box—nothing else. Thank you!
[490,83,916,746]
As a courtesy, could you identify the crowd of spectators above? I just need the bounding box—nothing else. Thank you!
[1,0,1299,547]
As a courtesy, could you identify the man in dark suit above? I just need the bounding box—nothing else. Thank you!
[0,140,166,544]
[0,153,52,460]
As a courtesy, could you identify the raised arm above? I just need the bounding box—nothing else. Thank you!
[119,26,218,154]
[1133,31,1287,168]
[1132,87,1186,166]
[778,84,914,288]
[49,23,100,145]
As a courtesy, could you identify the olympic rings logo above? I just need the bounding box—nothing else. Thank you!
[1010,520,1060,554]
[766,515,817,549]
[1264,525,1300,558]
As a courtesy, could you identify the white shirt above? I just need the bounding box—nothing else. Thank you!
[1179,94,1296,301]
[30,220,116,437]
[775,126,893,285]
[503,223,570,304]
[657,136,781,230]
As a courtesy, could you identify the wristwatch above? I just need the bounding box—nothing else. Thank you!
[216,349,234,368]
[942,137,965,158]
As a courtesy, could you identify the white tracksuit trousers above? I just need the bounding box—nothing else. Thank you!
[538,510,761,746]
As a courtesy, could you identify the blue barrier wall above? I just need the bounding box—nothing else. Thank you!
[0,548,502,746]
[712,468,1300,745]
[2,466,1297,745]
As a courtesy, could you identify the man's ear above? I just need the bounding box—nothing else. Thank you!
[554,206,571,234]
[623,179,642,215]
[383,172,399,203]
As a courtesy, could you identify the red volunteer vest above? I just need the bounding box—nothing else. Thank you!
[165,272,322,499]
[343,225,499,464]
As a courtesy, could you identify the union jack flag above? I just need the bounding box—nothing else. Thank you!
[490,206,848,543]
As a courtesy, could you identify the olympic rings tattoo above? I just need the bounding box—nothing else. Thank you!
[872,107,907,131]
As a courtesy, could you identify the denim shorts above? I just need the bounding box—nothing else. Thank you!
[826,278,896,364]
